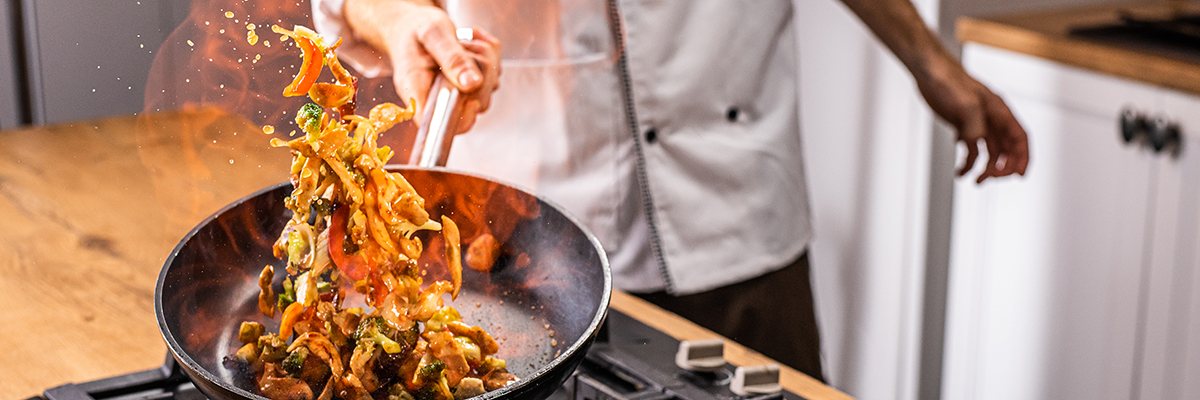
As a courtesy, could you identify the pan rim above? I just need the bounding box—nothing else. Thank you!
[155,165,612,400]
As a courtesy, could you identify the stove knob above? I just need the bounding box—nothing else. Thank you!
[675,338,726,372]
[730,364,782,396]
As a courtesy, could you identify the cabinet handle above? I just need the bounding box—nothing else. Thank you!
[1148,117,1182,154]
[1120,108,1149,144]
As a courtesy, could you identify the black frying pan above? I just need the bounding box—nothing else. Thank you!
[155,166,611,400]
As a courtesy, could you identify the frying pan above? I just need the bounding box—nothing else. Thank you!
[158,30,610,398]
[156,166,611,400]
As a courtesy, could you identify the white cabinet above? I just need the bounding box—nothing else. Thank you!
[944,43,1200,400]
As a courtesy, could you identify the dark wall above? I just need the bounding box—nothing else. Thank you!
[4,0,190,126]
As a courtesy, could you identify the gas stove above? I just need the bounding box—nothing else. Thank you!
[33,310,805,400]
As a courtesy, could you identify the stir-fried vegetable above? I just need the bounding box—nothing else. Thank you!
[224,23,516,400]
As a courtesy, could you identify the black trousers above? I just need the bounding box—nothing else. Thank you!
[634,252,825,382]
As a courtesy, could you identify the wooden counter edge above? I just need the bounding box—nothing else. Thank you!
[608,290,853,400]
[956,14,1200,97]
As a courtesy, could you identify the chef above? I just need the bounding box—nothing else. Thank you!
[311,0,1029,381]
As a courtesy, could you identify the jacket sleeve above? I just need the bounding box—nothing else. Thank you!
[311,0,393,78]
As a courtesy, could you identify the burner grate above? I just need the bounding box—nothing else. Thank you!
[33,311,806,400]
[32,355,202,400]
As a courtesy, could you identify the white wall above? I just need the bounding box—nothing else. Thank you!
[794,1,940,399]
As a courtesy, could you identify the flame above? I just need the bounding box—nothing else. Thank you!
[136,0,424,232]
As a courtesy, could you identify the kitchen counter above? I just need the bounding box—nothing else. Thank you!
[0,111,849,400]
[957,1,1200,96]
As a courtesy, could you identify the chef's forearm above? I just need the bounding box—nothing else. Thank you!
[837,0,956,82]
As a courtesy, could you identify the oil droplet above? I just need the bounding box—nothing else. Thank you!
[248,32,259,45]
[185,79,190,83]
[225,11,234,18]
[246,23,256,30]
[255,54,262,61]
[187,40,194,46]
[219,28,226,34]
[262,125,275,134]
[229,159,235,164]
[205,21,210,26]
[264,41,271,47]
[220,84,225,88]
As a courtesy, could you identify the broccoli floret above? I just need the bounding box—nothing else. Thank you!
[282,346,310,375]
[311,198,332,218]
[258,333,288,363]
[296,103,324,134]
[277,277,295,311]
[412,372,452,400]
[399,324,420,347]
[418,361,446,383]
[352,317,404,353]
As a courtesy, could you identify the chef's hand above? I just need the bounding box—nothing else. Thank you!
[840,0,1028,183]
[916,55,1029,183]
[344,0,501,134]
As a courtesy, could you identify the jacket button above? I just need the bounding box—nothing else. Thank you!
[645,128,658,143]
[726,107,740,122]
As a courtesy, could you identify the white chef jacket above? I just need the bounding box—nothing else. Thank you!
[313,0,812,295]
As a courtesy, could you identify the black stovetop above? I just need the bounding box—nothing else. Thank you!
[34,310,805,400]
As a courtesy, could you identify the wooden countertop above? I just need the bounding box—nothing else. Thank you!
[0,110,849,400]
[957,1,1200,96]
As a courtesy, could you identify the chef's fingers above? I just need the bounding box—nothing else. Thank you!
[984,91,1030,178]
[417,20,483,93]
[393,64,436,124]
[951,89,987,178]
[460,32,502,113]
[460,51,497,112]
[976,136,1003,184]
[456,99,481,135]
[999,110,1030,177]
[958,139,980,177]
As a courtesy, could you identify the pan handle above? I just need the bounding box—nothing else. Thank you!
[409,28,475,167]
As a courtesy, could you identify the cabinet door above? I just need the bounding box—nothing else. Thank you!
[944,44,1157,400]
[1137,89,1200,400]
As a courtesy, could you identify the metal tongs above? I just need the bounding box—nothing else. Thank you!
[408,28,476,167]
